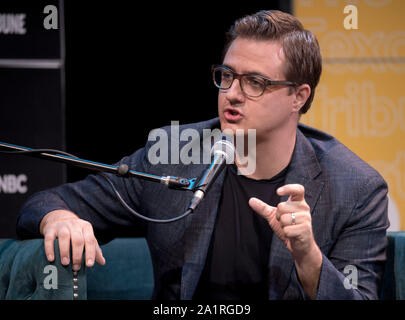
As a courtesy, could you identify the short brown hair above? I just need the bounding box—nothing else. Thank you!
[223,10,322,114]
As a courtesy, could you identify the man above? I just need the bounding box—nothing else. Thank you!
[17,10,389,300]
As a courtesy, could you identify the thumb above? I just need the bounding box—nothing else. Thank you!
[249,197,277,222]
[249,197,287,246]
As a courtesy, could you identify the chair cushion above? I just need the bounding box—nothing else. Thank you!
[0,239,21,299]
[0,239,86,300]
[86,238,154,300]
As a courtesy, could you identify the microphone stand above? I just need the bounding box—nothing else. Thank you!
[0,141,197,223]
[0,141,196,191]
[0,140,200,223]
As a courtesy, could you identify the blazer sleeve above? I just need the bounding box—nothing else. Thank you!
[16,146,150,242]
[305,175,389,300]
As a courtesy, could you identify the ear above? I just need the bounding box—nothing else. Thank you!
[292,84,311,113]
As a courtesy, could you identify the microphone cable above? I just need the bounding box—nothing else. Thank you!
[99,172,193,223]
[0,147,194,223]
[0,148,78,158]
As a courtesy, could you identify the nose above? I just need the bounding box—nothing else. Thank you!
[224,78,245,105]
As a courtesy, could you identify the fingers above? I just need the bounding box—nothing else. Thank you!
[277,184,305,202]
[275,184,310,220]
[58,226,71,266]
[83,223,105,267]
[278,211,309,227]
[276,200,310,220]
[71,228,84,270]
[95,244,106,266]
[42,217,104,270]
[282,222,308,239]
[44,228,56,262]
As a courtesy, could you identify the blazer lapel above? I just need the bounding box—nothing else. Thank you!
[180,169,226,299]
[268,127,325,299]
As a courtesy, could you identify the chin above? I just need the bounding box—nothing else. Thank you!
[220,119,239,132]
[220,122,250,138]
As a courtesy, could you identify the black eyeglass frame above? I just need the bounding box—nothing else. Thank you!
[211,64,298,97]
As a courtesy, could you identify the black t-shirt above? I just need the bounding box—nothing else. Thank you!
[193,164,288,300]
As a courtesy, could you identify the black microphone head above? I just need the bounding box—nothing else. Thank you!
[210,138,235,163]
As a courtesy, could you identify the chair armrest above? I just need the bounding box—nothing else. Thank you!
[380,231,405,300]
[1,239,87,300]
[1,237,154,300]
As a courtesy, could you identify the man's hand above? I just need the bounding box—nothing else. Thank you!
[40,210,105,271]
[248,184,322,299]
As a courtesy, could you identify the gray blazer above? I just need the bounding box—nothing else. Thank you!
[17,118,389,299]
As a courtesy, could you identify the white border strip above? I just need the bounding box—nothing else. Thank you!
[0,59,63,69]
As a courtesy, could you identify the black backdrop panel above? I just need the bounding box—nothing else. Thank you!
[0,0,65,238]
[0,68,65,238]
[0,0,61,59]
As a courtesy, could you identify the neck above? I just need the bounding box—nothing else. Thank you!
[236,123,297,180]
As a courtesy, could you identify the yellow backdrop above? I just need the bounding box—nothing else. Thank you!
[294,0,405,230]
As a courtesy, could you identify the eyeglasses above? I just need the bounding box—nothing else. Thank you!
[212,64,297,97]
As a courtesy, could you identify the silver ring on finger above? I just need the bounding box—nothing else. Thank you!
[291,212,296,225]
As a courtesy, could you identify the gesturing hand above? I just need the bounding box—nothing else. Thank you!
[249,184,322,299]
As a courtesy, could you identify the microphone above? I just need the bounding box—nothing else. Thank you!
[188,138,235,211]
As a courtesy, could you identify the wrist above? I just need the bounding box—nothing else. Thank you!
[294,241,322,270]
[293,242,322,299]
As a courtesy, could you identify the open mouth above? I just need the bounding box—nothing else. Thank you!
[224,108,243,122]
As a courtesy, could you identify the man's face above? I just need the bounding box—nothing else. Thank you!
[218,37,297,141]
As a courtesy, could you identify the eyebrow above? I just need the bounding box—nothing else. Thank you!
[222,63,273,80]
